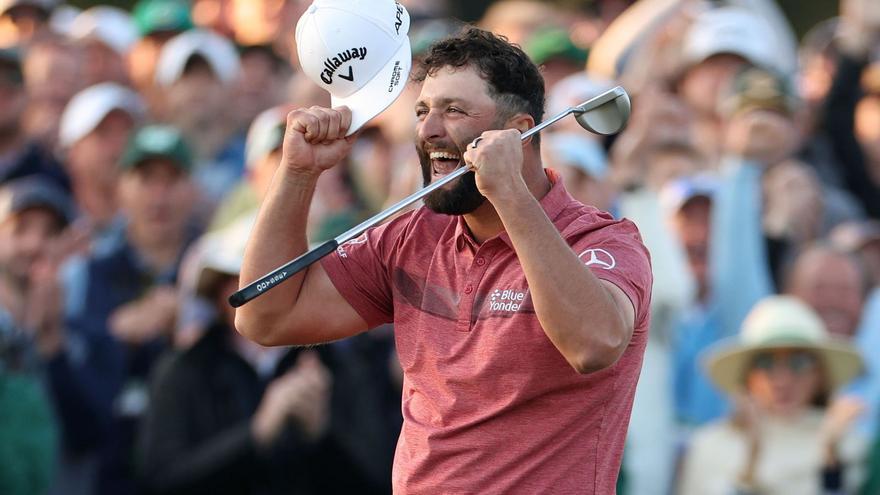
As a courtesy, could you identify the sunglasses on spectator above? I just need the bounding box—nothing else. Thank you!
[751,351,818,374]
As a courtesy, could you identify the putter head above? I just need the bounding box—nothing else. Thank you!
[572,86,631,135]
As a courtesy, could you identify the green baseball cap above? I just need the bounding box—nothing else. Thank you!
[120,125,193,172]
[525,28,587,66]
[132,0,192,37]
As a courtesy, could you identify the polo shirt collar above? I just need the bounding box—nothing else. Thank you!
[453,168,574,250]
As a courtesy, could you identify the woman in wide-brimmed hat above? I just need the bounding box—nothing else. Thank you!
[678,295,868,495]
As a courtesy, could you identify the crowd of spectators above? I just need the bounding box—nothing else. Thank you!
[0,0,878,494]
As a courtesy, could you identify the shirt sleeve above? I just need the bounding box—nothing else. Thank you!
[569,217,653,330]
[320,215,410,328]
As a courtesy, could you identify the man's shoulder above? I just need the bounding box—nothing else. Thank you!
[363,206,455,247]
[557,201,643,243]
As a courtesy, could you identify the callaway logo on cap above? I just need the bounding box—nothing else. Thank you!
[295,0,412,136]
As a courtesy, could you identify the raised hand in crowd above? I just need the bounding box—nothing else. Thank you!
[108,285,179,345]
[252,350,332,446]
[730,393,764,488]
[819,396,866,466]
[21,219,92,356]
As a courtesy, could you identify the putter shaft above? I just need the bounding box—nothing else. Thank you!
[229,87,628,308]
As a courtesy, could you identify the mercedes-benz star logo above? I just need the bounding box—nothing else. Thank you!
[578,248,616,270]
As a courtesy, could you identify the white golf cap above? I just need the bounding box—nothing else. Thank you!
[682,7,777,70]
[155,29,240,87]
[295,0,412,136]
[246,105,289,170]
[69,6,140,55]
[59,82,145,148]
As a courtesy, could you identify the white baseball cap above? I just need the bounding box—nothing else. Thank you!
[155,29,240,87]
[245,106,288,170]
[69,6,140,55]
[682,7,777,71]
[295,0,412,136]
[59,82,145,148]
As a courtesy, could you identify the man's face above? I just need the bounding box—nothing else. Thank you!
[165,62,227,129]
[414,65,503,215]
[119,159,193,239]
[0,207,62,285]
[745,348,823,417]
[68,110,135,189]
[671,197,711,296]
[787,250,864,337]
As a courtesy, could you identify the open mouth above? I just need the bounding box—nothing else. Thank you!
[429,151,463,179]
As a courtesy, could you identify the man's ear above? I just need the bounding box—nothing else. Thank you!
[507,113,535,146]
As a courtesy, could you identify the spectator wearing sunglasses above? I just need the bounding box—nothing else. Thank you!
[678,296,868,495]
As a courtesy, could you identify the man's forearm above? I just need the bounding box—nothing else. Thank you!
[492,187,630,373]
[237,168,320,338]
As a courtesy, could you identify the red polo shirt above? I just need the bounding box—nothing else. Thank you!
[321,171,652,494]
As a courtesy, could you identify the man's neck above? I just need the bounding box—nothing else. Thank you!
[73,179,117,227]
[127,224,185,273]
[463,155,550,244]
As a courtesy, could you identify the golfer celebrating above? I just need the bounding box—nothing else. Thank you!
[237,2,652,493]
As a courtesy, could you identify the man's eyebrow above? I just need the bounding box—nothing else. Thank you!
[415,97,466,107]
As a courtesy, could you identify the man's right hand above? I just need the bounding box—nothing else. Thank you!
[283,106,357,175]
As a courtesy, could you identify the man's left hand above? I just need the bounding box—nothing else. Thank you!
[462,129,527,202]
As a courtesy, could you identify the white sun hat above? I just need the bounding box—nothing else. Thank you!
[703,295,863,395]
[295,0,412,136]
[59,82,145,148]
[155,29,241,87]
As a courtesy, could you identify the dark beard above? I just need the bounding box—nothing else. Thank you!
[417,140,486,216]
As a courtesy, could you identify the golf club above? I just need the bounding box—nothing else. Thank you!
[229,86,631,308]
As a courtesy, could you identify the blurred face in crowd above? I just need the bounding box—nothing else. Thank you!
[67,110,135,191]
[1,5,49,44]
[22,40,83,146]
[0,207,63,286]
[164,58,228,131]
[746,348,824,417]
[670,196,711,300]
[855,95,880,181]
[80,39,129,86]
[119,159,193,242]
[785,248,865,338]
[235,49,287,130]
[416,65,503,215]
[679,55,747,118]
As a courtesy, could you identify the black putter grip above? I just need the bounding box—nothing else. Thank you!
[228,239,339,308]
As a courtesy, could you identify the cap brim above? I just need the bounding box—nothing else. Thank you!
[332,38,411,137]
[704,340,864,395]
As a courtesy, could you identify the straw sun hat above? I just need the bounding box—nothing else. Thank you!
[704,296,863,395]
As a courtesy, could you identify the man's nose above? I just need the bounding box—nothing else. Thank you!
[417,110,445,142]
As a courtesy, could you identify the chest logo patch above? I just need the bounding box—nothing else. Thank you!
[578,248,616,270]
[489,288,526,313]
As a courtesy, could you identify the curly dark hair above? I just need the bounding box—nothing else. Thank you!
[413,27,545,144]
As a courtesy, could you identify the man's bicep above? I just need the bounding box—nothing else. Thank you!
[600,279,636,334]
[287,262,370,344]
